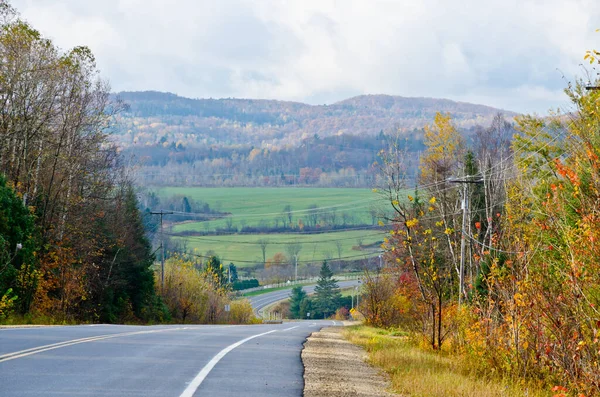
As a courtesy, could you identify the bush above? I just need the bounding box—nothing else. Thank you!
[232,279,259,291]
[228,299,258,324]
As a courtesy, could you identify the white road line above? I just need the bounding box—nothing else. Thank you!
[179,330,277,397]
[282,326,300,332]
[0,328,186,363]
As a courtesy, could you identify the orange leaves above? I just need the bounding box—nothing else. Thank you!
[554,158,580,186]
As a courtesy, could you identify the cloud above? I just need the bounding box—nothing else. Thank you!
[11,0,600,114]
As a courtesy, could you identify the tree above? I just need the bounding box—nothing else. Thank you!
[281,204,292,228]
[313,261,341,318]
[204,256,227,287]
[257,238,269,264]
[227,263,238,283]
[307,204,319,227]
[0,174,37,315]
[289,285,307,319]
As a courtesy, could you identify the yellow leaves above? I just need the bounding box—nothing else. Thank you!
[378,220,385,226]
[429,197,436,204]
[444,227,454,235]
[372,188,378,193]
[428,206,435,212]
[435,220,444,227]
[392,200,399,206]
[406,218,419,228]
[407,195,414,202]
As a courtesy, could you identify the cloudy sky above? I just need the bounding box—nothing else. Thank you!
[11,0,600,114]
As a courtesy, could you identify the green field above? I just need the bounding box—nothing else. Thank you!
[174,230,384,267]
[157,187,385,233]
[156,187,389,268]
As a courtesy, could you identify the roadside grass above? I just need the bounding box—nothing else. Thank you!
[242,285,294,297]
[343,326,550,397]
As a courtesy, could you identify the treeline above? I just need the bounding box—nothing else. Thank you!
[0,4,162,323]
[0,3,255,325]
[125,132,413,188]
[367,80,600,395]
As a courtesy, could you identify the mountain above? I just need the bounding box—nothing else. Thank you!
[112,91,517,149]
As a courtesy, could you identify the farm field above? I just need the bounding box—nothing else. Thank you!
[173,229,385,268]
[156,187,387,233]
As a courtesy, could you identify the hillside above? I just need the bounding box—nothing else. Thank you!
[112,91,518,187]
[113,91,517,148]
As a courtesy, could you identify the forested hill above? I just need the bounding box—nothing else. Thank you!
[113,91,517,148]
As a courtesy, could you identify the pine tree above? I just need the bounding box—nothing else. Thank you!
[313,261,341,318]
[289,285,307,319]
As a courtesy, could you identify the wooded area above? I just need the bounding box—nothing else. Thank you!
[361,78,600,394]
[0,3,253,325]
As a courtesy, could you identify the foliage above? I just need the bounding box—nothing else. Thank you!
[232,279,259,291]
[0,174,37,314]
[343,326,549,397]
[0,3,162,324]
[159,255,228,324]
[289,285,307,319]
[227,299,258,324]
[313,261,342,318]
[376,59,600,393]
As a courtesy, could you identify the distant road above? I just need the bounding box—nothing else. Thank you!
[0,321,343,396]
[248,280,362,316]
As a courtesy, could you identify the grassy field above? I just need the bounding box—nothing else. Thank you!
[157,187,385,233]
[343,326,549,397]
[174,229,384,267]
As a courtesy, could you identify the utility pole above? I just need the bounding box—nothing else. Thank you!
[151,210,173,291]
[449,176,483,305]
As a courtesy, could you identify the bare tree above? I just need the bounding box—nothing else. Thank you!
[258,238,269,265]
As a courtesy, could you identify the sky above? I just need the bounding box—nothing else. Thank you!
[10,0,600,114]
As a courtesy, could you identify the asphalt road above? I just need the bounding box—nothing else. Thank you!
[0,281,358,396]
[0,321,344,396]
[247,279,362,316]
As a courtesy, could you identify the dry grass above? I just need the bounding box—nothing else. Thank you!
[343,326,550,397]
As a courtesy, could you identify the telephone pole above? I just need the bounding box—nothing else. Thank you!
[449,176,483,305]
[151,210,173,291]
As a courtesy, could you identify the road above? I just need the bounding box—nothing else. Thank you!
[0,281,358,396]
[0,321,345,396]
[247,279,362,316]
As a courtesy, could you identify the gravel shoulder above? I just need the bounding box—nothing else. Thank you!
[302,326,395,397]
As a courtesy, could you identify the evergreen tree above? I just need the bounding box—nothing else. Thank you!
[313,261,341,318]
[289,285,307,319]
[0,174,37,314]
[227,263,238,283]
[205,256,226,287]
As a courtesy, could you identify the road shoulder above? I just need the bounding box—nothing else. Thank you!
[302,326,395,397]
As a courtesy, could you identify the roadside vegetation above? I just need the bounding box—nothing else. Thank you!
[353,45,600,396]
[344,326,549,397]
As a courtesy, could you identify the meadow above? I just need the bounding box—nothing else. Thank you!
[173,229,385,267]
[157,187,386,233]
[155,187,389,268]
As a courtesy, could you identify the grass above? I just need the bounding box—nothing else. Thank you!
[343,326,550,397]
[157,187,385,232]
[174,229,384,267]
[242,285,296,297]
